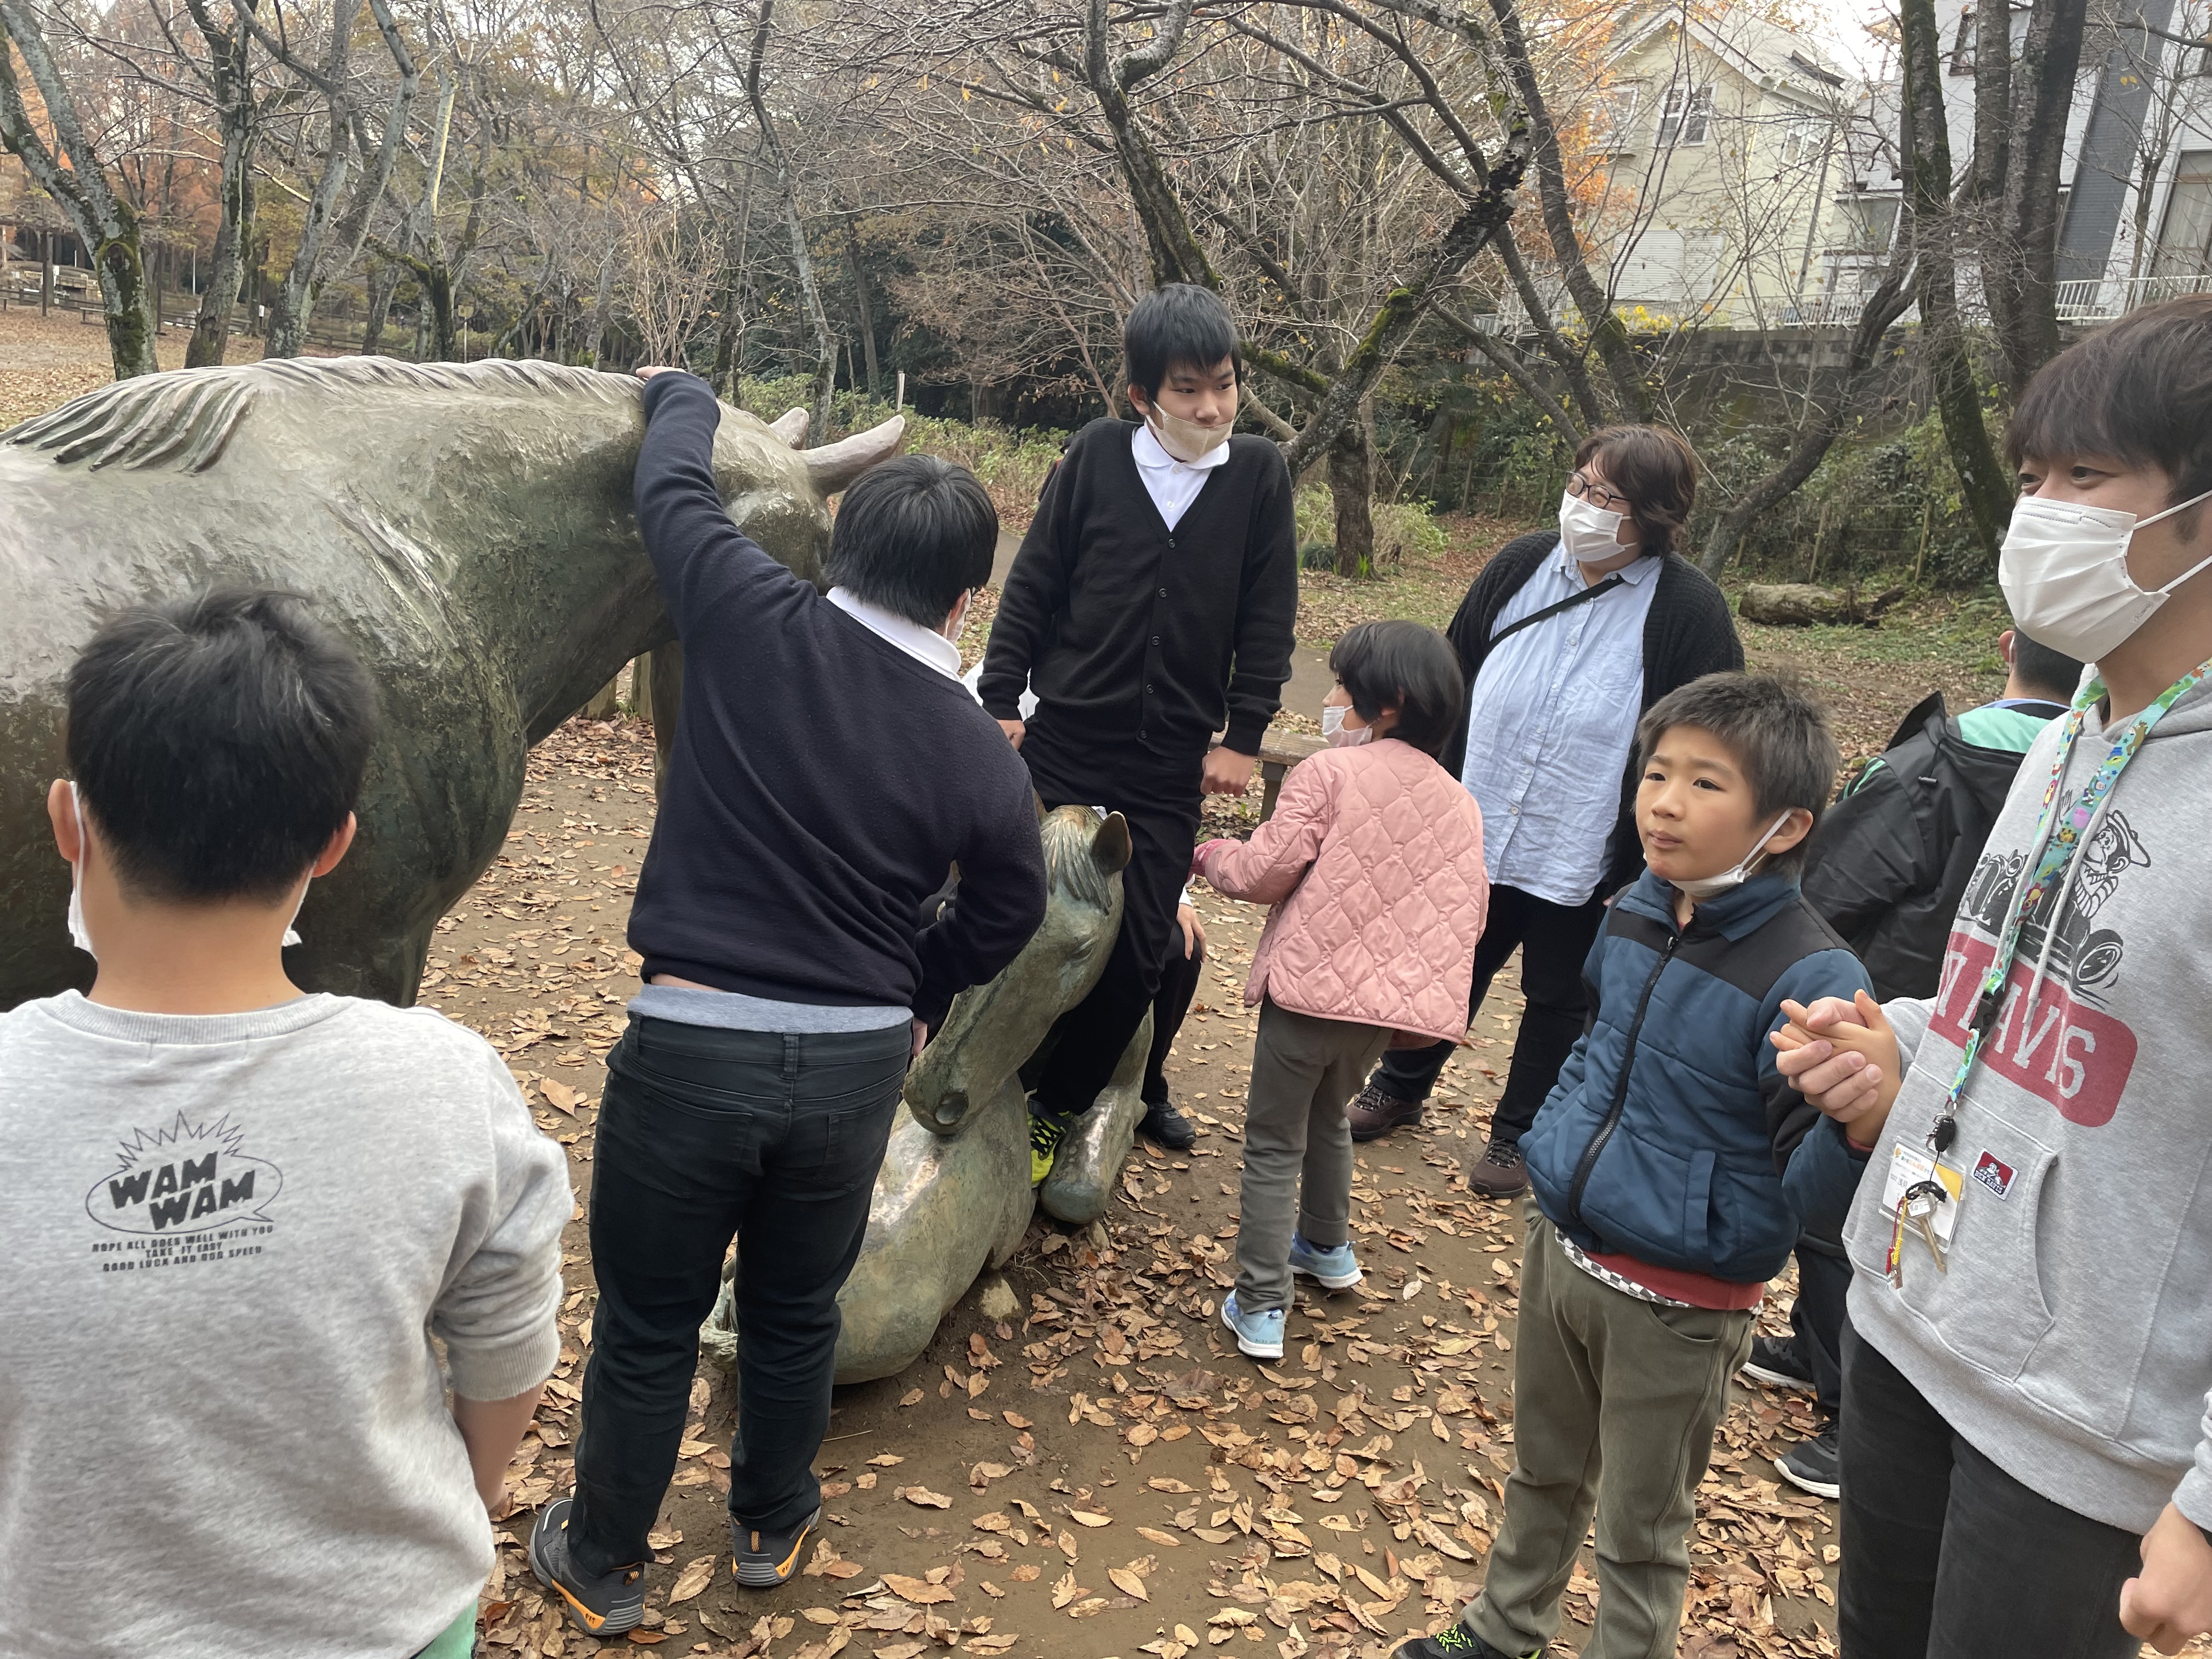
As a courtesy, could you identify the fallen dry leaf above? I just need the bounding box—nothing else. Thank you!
[1108,1567,1150,1601]
[867,1453,906,1467]
[540,1077,579,1114]
[1069,1510,1113,1527]
[668,1553,718,1603]
[899,1389,925,1407]
[1051,1570,1086,1610]
[1010,1564,1042,1583]
[899,1486,953,1509]
[1136,1526,1182,1548]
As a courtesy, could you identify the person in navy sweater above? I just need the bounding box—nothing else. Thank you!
[979,284,1298,1175]
[1393,673,1871,1659]
[531,369,1047,1635]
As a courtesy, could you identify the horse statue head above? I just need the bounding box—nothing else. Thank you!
[905,804,1133,1135]
[0,357,902,1009]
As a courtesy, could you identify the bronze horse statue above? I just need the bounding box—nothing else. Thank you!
[703,804,1156,1384]
[0,357,903,1009]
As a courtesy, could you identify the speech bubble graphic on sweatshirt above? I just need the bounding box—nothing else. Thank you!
[85,1112,284,1235]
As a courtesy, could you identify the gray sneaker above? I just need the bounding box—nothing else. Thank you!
[732,1505,820,1588]
[529,1496,645,1636]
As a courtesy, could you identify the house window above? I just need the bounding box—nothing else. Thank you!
[1598,85,1641,150]
[1657,85,1714,147]
[1950,5,1976,74]
[2153,153,2212,277]
[1838,195,1900,253]
[1780,115,1825,166]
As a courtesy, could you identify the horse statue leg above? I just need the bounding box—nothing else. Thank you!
[1037,1008,1153,1226]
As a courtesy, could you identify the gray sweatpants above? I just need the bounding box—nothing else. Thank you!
[1233,999,1389,1313]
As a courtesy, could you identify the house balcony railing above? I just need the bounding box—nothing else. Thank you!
[2053,273,2212,322]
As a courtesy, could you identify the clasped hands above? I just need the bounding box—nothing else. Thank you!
[1769,989,1903,1149]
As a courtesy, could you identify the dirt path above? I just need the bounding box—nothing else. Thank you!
[439,719,1838,1659]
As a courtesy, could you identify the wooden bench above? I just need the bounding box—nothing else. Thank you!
[1213,725,1328,821]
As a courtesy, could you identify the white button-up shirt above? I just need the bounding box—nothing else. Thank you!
[1131,421,1230,530]
[1460,540,1662,907]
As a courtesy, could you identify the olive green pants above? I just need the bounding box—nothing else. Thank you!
[1464,1211,1754,1659]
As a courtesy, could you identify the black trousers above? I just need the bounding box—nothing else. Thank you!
[569,1015,907,1575]
[1367,882,1609,1144]
[1019,724,1203,1118]
[1837,1325,2141,1658]
[1143,928,1205,1106]
[1792,1236,1852,1421]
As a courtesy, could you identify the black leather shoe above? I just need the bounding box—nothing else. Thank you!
[1138,1096,1197,1150]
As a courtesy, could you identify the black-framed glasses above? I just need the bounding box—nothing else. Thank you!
[1567,470,1629,513]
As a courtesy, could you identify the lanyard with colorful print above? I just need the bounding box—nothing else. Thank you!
[1884,654,2212,1285]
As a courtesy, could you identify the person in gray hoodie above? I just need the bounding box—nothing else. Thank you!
[1776,297,2212,1657]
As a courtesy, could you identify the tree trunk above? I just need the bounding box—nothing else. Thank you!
[846,221,879,397]
[1329,400,1377,579]
[93,234,160,380]
[422,263,458,360]
[1901,0,2013,566]
[361,261,397,354]
[1970,0,2012,205]
[1989,0,2089,396]
[1485,0,1654,422]
[188,148,253,367]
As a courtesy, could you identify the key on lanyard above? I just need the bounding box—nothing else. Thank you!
[1901,1180,1949,1273]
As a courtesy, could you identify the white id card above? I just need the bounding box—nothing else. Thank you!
[1880,1142,1965,1244]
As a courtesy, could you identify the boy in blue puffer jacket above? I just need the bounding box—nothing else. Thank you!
[1393,674,1872,1659]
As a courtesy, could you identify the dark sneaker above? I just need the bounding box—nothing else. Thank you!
[529,1496,645,1636]
[1346,1080,1424,1142]
[1775,1426,1841,1500]
[1741,1334,1816,1392]
[732,1505,820,1588]
[1029,1100,1076,1186]
[1390,1621,1527,1658]
[1464,1136,1528,1198]
[1138,1096,1197,1150]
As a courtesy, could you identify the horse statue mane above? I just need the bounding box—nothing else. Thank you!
[5,358,633,475]
[3,356,895,496]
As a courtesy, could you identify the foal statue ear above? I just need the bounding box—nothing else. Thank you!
[1092,811,1132,875]
[1034,790,1048,825]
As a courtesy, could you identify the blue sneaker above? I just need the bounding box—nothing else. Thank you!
[1287,1232,1364,1291]
[1220,1291,1285,1360]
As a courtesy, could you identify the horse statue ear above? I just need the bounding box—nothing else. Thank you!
[1033,791,1048,825]
[1092,811,1132,874]
[767,408,809,446]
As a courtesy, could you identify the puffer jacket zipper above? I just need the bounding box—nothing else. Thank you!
[1567,926,1681,1226]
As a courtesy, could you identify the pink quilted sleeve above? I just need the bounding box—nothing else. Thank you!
[1194,758,1336,907]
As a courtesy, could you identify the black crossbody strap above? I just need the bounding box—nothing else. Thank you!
[1487,571,1627,648]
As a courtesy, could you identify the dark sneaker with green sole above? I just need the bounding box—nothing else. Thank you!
[1390,1622,1529,1658]
[732,1506,821,1587]
[1029,1101,1076,1185]
[529,1497,645,1636]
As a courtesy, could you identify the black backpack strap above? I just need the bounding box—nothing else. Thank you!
[1487,572,1628,647]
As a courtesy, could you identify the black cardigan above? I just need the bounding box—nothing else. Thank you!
[1440,530,1745,898]
[978,419,1299,759]
[626,372,1047,1026]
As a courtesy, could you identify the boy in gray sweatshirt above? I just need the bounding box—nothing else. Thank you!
[1778,298,2212,1656]
[0,590,570,1659]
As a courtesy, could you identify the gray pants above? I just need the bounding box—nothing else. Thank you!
[1464,1210,1754,1659]
[1234,999,1389,1313]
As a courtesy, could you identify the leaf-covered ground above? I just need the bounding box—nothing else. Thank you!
[433,718,1844,1659]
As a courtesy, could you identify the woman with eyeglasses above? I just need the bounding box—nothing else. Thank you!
[1345,426,1743,1195]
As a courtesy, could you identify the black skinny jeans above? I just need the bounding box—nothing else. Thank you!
[569,1015,908,1575]
[1019,724,1202,1119]
[1837,1324,2142,1657]
[1143,929,1204,1107]
[1367,882,1609,1144]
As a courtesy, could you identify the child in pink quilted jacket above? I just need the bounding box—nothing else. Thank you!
[1193,620,1489,1358]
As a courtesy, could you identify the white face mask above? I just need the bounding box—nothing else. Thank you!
[1146,405,1235,465]
[1999,487,2212,663]
[1558,488,1631,564]
[1322,703,1375,748]
[65,782,306,960]
[1672,812,1794,902]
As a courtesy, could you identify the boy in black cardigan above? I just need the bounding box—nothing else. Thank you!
[978,284,1298,1173]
